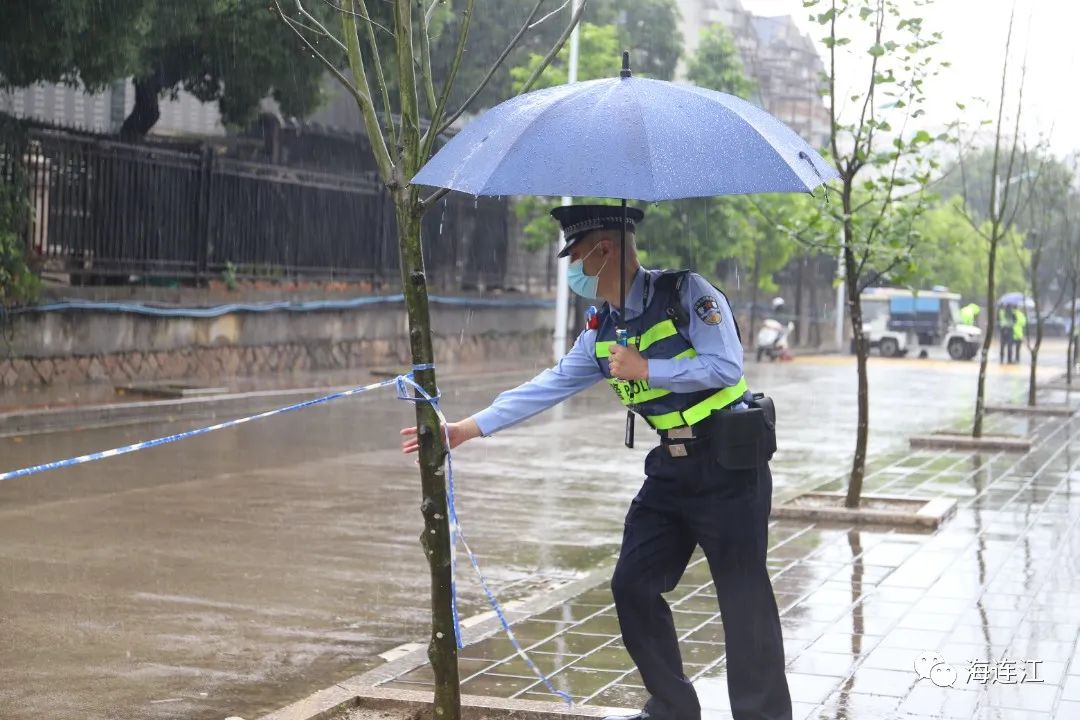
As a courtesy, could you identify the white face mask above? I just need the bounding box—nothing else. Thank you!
[567,244,607,299]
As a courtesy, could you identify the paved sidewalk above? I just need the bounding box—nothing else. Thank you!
[376,395,1080,719]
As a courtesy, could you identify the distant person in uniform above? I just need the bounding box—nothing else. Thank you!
[1012,305,1027,364]
[959,302,981,328]
[998,303,1016,364]
[401,204,792,720]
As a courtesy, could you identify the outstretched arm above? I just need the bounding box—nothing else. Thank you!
[401,329,602,453]
[470,329,603,435]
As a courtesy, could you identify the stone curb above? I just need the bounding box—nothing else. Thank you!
[258,565,623,720]
[259,685,623,720]
[1041,383,1077,392]
[985,403,1076,417]
[908,432,1032,452]
[771,491,956,529]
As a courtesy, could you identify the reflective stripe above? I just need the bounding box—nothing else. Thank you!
[595,319,678,359]
[604,348,699,405]
[594,339,621,358]
[608,378,669,404]
[639,319,678,352]
[645,377,749,430]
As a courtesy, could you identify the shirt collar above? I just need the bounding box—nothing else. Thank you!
[609,267,651,321]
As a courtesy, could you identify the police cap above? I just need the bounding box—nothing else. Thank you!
[551,204,645,258]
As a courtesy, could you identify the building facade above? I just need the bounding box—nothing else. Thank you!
[676,0,831,149]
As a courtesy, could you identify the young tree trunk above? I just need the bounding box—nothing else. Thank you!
[1069,276,1078,385]
[395,197,461,718]
[1028,343,1039,405]
[973,230,1000,438]
[119,75,163,141]
[842,198,867,509]
[749,242,762,344]
[1025,245,1044,406]
[793,255,805,346]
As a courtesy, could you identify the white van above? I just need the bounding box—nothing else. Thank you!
[858,287,982,360]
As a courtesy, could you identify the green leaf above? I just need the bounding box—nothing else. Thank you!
[859,6,873,20]
[868,44,885,57]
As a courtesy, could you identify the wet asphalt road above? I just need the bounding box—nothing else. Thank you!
[0,346,1063,719]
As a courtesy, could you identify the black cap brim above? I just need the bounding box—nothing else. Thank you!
[551,204,645,258]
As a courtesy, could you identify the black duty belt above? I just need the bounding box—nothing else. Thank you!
[658,420,714,457]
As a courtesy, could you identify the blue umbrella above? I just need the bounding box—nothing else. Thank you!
[414,61,837,201]
[413,53,838,313]
[998,292,1031,307]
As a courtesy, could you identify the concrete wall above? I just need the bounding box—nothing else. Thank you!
[1,302,553,388]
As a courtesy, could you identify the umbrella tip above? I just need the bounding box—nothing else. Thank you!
[620,50,631,78]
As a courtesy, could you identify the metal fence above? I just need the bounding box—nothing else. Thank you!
[1,119,511,290]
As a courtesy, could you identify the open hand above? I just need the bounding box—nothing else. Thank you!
[400,418,481,454]
[608,344,649,381]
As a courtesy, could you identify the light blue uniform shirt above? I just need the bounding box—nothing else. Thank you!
[472,267,744,436]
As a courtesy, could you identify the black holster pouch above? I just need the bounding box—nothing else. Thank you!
[709,393,777,469]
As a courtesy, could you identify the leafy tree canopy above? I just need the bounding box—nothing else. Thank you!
[907,197,1027,302]
[1,0,343,138]
[685,24,754,100]
[434,0,682,115]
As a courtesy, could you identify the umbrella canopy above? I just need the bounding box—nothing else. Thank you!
[412,76,839,202]
[998,292,1033,307]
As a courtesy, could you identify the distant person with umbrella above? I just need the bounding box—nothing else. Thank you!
[404,205,791,720]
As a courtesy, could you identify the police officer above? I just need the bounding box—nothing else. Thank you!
[1012,305,1027,364]
[998,303,1016,364]
[401,204,792,720]
[958,302,980,328]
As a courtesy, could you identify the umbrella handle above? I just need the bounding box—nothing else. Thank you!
[618,197,627,333]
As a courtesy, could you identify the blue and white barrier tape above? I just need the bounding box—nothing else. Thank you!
[0,376,401,482]
[0,364,573,705]
[397,372,573,705]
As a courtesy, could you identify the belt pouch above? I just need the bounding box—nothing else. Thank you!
[710,396,777,469]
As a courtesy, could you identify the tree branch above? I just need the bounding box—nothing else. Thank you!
[394,0,422,190]
[294,0,348,53]
[273,2,368,113]
[418,0,439,117]
[987,6,1016,227]
[418,0,474,162]
[850,0,885,173]
[828,0,840,175]
[436,0,547,136]
[354,0,398,151]
[517,0,588,94]
[421,186,452,209]
[339,0,396,182]
[321,0,393,35]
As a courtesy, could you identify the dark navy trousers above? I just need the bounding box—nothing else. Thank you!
[611,445,792,720]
